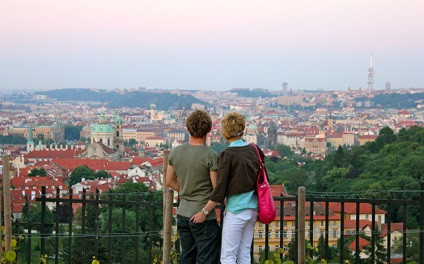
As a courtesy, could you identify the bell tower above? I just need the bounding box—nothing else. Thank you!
[114,112,125,153]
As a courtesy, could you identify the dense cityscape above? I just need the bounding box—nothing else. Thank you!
[1,85,424,263]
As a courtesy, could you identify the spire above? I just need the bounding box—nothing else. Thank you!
[367,48,374,93]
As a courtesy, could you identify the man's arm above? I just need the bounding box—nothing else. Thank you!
[165,164,180,192]
[190,170,218,223]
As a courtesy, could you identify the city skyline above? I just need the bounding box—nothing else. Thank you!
[1,0,423,92]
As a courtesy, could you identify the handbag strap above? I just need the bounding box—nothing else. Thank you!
[249,143,263,166]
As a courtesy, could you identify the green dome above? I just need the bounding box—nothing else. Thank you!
[114,113,123,125]
[248,123,258,130]
[91,123,114,133]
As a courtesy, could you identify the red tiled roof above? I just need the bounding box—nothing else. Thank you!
[25,149,84,159]
[103,161,132,171]
[358,135,377,140]
[344,219,373,229]
[305,137,325,142]
[51,158,109,171]
[270,149,281,158]
[348,237,369,251]
[381,223,404,236]
[321,202,386,215]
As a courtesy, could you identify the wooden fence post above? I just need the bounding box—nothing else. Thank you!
[163,150,174,264]
[298,186,306,264]
[2,154,12,252]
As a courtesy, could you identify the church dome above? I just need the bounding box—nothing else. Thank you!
[248,123,258,130]
[91,123,114,133]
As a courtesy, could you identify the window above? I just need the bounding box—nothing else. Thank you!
[283,245,288,252]
[259,246,263,253]
[320,230,324,237]
[259,232,263,239]
[332,230,337,237]
[366,214,369,219]
[292,221,295,226]
[321,221,324,226]
[275,221,280,227]
[283,231,288,238]
[268,232,271,238]
[276,232,280,238]
[259,223,263,227]
[283,221,287,226]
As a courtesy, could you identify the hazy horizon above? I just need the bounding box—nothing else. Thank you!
[1,1,423,92]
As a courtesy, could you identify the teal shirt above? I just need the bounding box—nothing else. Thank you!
[225,140,258,214]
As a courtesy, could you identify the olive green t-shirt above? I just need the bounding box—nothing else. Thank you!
[169,142,218,219]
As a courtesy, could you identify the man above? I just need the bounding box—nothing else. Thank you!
[166,109,220,264]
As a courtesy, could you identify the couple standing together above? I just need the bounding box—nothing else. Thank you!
[166,110,265,264]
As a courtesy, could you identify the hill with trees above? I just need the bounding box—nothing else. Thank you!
[34,88,207,110]
[265,125,424,228]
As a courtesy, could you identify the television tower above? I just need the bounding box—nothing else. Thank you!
[367,49,374,93]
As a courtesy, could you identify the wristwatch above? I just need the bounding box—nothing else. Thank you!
[202,208,209,215]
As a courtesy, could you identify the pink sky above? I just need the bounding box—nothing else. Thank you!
[1,0,423,91]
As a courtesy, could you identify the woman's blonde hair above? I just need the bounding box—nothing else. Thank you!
[220,112,245,140]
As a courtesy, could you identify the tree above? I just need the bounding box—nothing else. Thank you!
[22,196,30,216]
[64,125,83,141]
[128,138,137,147]
[39,168,47,176]
[97,182,164,263]
[28,168,40,177]
[94,170,111,179]
[317,235,326,260]
[28,167,47,177]
[276,144,293,158]
[21,203,54,234]
[362,233,386,264]
[210,142,229,154]
[374,126,397,152]
[393,232,420,262]
[69,193,106,264]
[53,203,73,223]
[69,165,95,186]
[284,238,296,262]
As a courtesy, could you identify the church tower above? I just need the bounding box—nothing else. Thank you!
[114,112,125,153]
[27,126,35,152]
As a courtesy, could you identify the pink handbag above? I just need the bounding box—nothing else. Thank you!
[250,143,277,224]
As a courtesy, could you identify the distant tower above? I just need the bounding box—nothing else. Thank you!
[150,104,156,118]
[282,82,288,95]
[114,112,124,153]
[385,81,391,90]
[27,127,35,152]
[367,50,375,93]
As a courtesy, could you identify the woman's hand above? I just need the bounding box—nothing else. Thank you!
[190,211,207,223]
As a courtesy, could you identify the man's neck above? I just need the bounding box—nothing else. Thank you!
[189,137,206,146]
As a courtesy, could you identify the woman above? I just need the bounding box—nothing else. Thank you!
[191,112,264,263]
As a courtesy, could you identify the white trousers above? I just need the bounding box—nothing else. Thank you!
[220,209,258,264]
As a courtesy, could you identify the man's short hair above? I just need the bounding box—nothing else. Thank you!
[186,109,212,138]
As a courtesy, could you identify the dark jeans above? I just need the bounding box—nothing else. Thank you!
[177,214,221,264]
